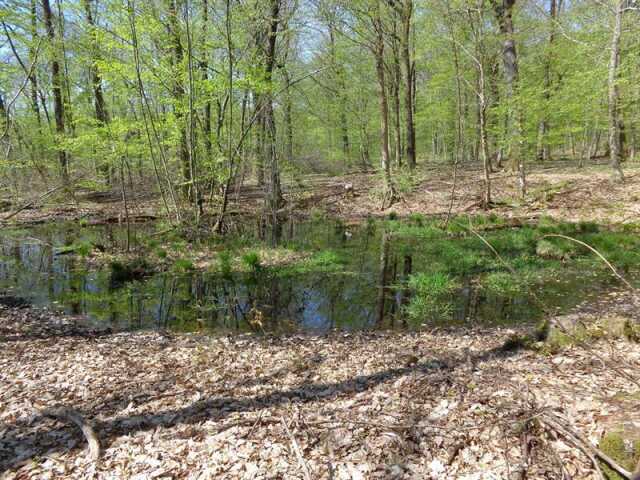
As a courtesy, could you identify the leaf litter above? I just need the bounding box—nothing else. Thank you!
[1,296,640,479]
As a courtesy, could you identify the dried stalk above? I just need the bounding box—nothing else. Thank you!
[281,417,312,480]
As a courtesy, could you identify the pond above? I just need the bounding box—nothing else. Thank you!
[0,216,635,334]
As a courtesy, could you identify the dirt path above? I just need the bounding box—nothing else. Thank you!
[2,297,640,479]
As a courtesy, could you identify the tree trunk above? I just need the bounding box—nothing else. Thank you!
[201,0,212,160]
[328,22,350,163]
[400,0,416,169]
[167,0,191,197]
[83,0,111,180]
[264,0,283,216]
[42,0,68,181]
[29,0,41,126]
[391,19,402,168]
[373,6,396,208]
[491,0,525,197]
[537,0,558,162]
[608,0,625,182]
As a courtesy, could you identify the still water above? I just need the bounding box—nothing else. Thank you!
[0,219,610,333]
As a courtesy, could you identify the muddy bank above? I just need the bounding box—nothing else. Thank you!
[2,299,640,479]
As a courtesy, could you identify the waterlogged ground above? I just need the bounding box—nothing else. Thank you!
[1,215,639,334]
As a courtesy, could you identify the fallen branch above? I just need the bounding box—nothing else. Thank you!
[540,413,631,479]
[41,408,101,462]
[2,179,79,222]
[281,417,312,480]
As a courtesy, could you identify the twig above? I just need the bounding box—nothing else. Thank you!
[543,234,633,289]
[540,413,630,479]
[281,417,312,480]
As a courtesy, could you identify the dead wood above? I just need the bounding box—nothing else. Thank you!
[540,413,631,479]
[281,417,312,480]
[41,408,101,462]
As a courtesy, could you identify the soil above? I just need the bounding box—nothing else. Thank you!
[2,163,639,227]
[2,292,640,479]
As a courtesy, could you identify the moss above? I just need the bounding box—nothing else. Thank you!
[599,431,640,480]
[501,334,535,352]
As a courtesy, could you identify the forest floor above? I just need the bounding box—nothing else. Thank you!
[2,162,640,227]
[2,290,640,479]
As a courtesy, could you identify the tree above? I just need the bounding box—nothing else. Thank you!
[42,0,68,181]
[83,0,111,180]
[607,0,634,182]
[490,0,525,197]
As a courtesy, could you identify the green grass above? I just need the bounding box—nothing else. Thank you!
[405,272,459,320]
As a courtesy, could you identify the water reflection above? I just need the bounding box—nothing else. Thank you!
[0,219,607,333]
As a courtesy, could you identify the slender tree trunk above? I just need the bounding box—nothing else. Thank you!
[201,0,212,160]
[400,0,416,169]
[167,0,191,197]
[391,19,402,168]
[608,0,625,182]
[328,22,350,162]
[491,0,526,197]
[373,4,396,208]
[264,0,283,216]
[42,0,68,181]
[471,2,491,207]
[83,0,111,180]
[29,0,41,126]
[537,0,558,162]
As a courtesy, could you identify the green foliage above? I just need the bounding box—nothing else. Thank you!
[172,258,195,272]
[405,272,458,320]
[218,251,232,278]
[55,240,93,257]
[241,251,261,271]
[483,271,527,297]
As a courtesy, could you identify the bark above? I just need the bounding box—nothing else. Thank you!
[373,3,396,208]
[608,0,626,182]
[328,22,350,162]
[42,0,68,181]
[264,0,283,214]
[391,21,402,168]
[491,0,526,197]
[537,0,558,162]
[29,0,41,125]
[400,0,416,169]
[83,0,111,180]
[201,0,212,159]
[167,0,191,197]
[470,2,491,207]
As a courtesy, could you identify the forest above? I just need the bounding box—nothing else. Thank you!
[2,0,640,478]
